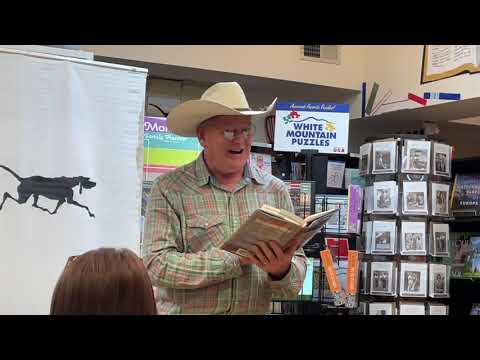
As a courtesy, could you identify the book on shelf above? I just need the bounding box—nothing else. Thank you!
[451,174,480,216]
[463,236,480,278]
[344,168,365,188]
[347,184,363,234]
[284,180,315,218]
[221,205,337,255]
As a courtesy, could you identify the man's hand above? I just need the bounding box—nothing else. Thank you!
[238,237,303,279]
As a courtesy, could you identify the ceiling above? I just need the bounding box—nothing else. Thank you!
[95,56,359,104]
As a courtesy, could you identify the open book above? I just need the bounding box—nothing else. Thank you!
[220,205,338,256]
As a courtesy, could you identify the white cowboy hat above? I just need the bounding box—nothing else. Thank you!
[166,82,277,137]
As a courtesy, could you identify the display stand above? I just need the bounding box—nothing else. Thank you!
[359,134,452,315]
[270,151,361,315]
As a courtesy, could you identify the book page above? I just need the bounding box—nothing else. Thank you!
[261,204,303,225]
[221,209,301,253]
[427,45,477,75]
[303,207,338,229]
[222,207,337,253]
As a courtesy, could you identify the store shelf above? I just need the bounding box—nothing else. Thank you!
[251,142,272,148]
[351,96,480,126]
[445,216,480,223]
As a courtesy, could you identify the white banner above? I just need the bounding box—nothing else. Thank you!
[273,102,349,153]
[0,49,147,314]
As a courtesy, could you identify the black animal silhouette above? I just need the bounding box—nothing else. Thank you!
[0,165,96,217]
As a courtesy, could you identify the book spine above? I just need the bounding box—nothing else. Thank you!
[361,82,366,117]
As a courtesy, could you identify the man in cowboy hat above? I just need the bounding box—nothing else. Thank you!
[142,82,307,314]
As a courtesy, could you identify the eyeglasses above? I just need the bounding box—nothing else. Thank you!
[222,124,256,141]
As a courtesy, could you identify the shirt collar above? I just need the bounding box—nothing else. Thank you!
[194,152,267,187]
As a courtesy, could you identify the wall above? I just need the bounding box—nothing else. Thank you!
[364,45,480,105]
[146,78,361,146]
[361,45,480,157]
[86,45,480,156]
[81,45,368,91]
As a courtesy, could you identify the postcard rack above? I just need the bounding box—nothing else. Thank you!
[358,134,452,315]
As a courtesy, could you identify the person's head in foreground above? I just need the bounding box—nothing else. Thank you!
[50,248,157,315]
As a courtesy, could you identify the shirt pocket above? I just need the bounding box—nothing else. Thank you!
[185,213,225,252]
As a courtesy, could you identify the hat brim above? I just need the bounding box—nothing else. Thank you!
[167,98,277,137]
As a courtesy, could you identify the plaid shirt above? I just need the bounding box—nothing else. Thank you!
[142,153,307,314]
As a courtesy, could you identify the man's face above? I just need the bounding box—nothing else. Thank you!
[197,115,253,176]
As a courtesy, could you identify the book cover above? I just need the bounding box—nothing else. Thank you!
[325,237,349,260]
[250,152,272,174]
[344,168,365,188]
[451,174,480,215]
[464,236,480,278]
[450,232,472,278]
